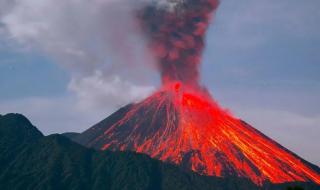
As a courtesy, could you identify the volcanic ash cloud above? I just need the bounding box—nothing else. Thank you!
[138,0,219,87]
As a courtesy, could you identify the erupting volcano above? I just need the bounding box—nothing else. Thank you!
[74,0,320,186]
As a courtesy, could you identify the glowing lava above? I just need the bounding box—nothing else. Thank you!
[79,82,320,185]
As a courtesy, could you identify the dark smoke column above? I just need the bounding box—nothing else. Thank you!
[138,0,219,87]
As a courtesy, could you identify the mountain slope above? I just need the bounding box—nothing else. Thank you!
[1,113,319,189]
[0,113,260,190]
[73,86,320,186]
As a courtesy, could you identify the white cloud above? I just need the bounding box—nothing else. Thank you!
[1,0,153,71]
[68,71,155,111]
[0,71,155,135]
[0,0,158,114]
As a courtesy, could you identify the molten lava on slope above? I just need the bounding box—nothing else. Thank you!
[78,82,320,185]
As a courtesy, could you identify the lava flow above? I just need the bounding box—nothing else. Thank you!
[79,82,320,185]
[74,0,320,186]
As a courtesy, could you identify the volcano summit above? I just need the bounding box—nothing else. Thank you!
[73,0,320,186]
[74,82,320,185]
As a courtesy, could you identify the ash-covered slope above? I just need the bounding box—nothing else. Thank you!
[74,84,320,186]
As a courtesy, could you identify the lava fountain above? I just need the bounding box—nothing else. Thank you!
[75,0,320,185]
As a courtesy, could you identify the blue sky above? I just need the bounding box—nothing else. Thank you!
[0,0,319,165]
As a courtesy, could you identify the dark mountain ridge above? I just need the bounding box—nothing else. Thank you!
[0,113,319,190]
[0,113,256,190]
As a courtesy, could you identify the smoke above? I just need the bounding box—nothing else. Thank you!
[0,0,219,110]
[138,0,219,86]
[0,0,160,109]
[1,0,152,70]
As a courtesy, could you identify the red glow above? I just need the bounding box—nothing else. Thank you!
[174,82,181,92]
[86,83,320,185]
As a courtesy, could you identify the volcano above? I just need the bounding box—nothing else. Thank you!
[74,83,320,186]
[74,0,320,186]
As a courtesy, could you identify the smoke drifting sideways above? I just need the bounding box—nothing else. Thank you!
[0,0,219,109]
[0,0,159,109]
[138,0,219,87]
[1,0,154,74]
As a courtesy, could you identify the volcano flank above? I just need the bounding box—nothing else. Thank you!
[72,0,320,186]
[74,83,320,186]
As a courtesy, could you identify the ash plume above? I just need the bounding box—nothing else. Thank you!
[0,0,220,110]
[1,0,219,97]
[138,0,219,87]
